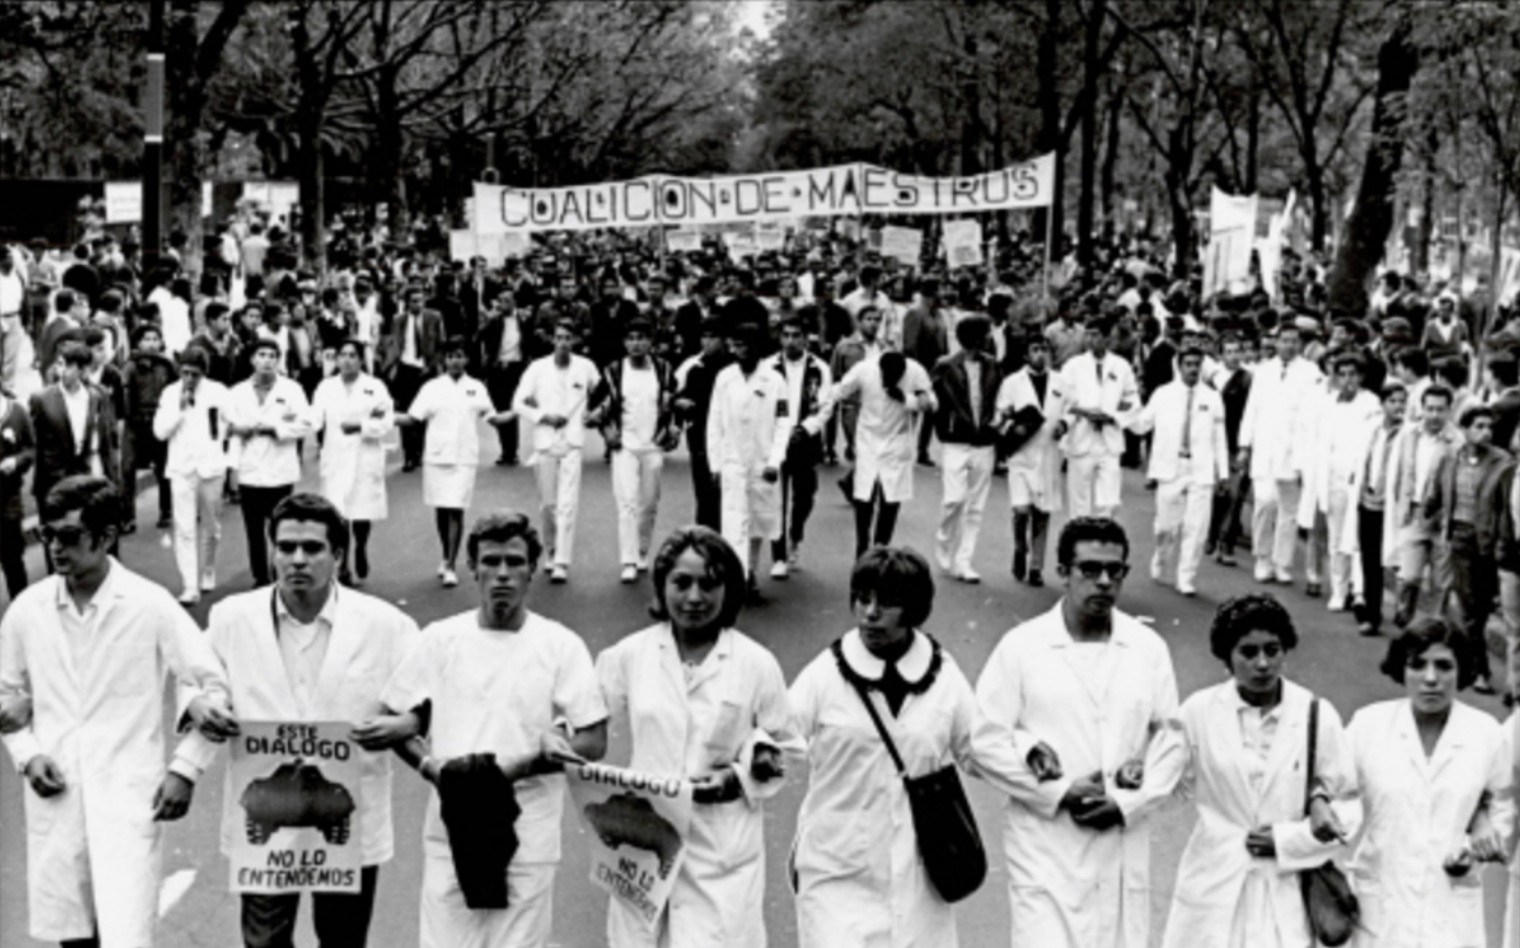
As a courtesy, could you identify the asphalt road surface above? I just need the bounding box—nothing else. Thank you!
[1,427,1512,947]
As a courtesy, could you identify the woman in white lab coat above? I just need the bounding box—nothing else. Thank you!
[1345,617,1514,948]
[789,546,1010,948]
[1160,594,1361,948]
[833,344,936,558]
[596,525,796,948]
[311,338,393,585]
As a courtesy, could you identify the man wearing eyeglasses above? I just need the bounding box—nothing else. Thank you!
[0,475,231,948]
[972,517,1184,948]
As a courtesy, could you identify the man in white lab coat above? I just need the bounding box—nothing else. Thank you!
[512,320,602,584]
[1237,322,1324,588]
[996,332,1064,587]
[707,317,791,585]
[973,517,1185,948]
[1307,351,1385,612]
[1056,317,1138,518]
[179,492,422,948]
[0,475,230,948]
[1128,347,1228,596]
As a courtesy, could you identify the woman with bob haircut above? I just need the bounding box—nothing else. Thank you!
[787,545,1022,948]
[1344,616,1513,948]
[311,337,393,586]
[594,525,798,948]
[1161,593,1360,948]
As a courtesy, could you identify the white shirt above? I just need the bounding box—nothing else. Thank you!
[0,268,23,317]
[274,590,337,719]
[381,610,607,864]
[148,286,192,357]
[616,360,660,452]
[153,378,232,479]
[61,383,92,469]
[407,373,497,466]
[513,354,601,454]
[226,376,311,487]
[706,362,792,472]
[496,315,522,365]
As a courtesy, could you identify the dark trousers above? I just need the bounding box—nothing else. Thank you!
[390,364,427,465]
[1,511,25,598]
[120,422,171,526]
[241,865,378,948]
[1356,504,1387,628]
[690,444,720,531]
[239,484,294,587]
[1442,524,1495,681]
[1207,471,1250,552]
[771,459,818,561]
[485,361,525,462]
[1012,507,1051,572]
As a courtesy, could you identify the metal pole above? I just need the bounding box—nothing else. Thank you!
[1042,193,1055,299]
[144,0,166,268]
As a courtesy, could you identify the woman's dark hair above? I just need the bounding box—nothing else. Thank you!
[1458,404,1494,429]
[267,492,350,555]
[466,510,543,568]
[648,525,746,632]
[440,335,470,357]
[130,323,163,348]
[1209,593,1299,665]
[879,350,907,400]
[336,337,368,359]
[1056,517,1130,568]
[1380,616,1477,690]
[41,475,120,539]
[849,545,935,630]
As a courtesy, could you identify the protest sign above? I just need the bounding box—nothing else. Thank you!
[104,181,213,223]
[879,225,923,267]
[449,229,477,263]
[664,229,702,252]
[474,154,1056,234]
[942,219,984,268]
[566,762,694,928]
[1203,187,1259,298]
[228,721,364,895]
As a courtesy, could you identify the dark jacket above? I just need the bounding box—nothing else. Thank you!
[1425,445,1515,555]
[0,397,35,518]
[380,307,444,377]
[590,356,677,450]
[29,382,120,502]
[123,352,178,429]
[674,351,732,454]
[933,350,1002,446]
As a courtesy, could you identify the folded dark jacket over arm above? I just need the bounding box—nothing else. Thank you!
[438,753,522,909]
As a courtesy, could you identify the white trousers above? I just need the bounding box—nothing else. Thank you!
[1152,462,1214,589]
[1325,484,1358,602]
[420,854,555,948]
[611,448,663,566]
[936,444,995,573]
[719,464,780,576]
[1251,476,1304,575]
[534,450,583,567]
[170,474,222,595]
[1067,454,1121,518]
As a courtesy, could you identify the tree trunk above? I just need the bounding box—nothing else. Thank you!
[1246,80,1260,192]
[1076,0,1107,266]
[1034,0,1062,251]
[1414,138,1436,274]
[1327,19,1418,319]
[296,118,326,274]
[166,0,208,278]
[1305,152,1328,253]
[1100,77,1123,242]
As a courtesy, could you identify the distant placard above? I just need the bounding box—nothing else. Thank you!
[942,219,984,268]
[665,229,702,252]
[879,225,923,267]
[104,181,213,223]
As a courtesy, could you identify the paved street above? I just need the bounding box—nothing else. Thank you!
[1,427,1512,947]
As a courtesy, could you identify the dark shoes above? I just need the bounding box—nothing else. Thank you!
[1012,549,1027,583]
[1027,569,1044,588]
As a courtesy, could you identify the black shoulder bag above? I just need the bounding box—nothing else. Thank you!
[838,642,987,903]
[1299,696,1359,946]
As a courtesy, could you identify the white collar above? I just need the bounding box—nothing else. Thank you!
[840,628,934,684]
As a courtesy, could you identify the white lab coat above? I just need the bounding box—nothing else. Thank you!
[789,629,1020,948]
[971,603,1186,948]
[995,367,1064,512]
[705,362,792,476]
[1130,380,1229,485]
[153,378,232,479]
[1057,351,1139,459]
[0,562,229,948]
[312,372,394,521]
[513,353,601,455]
[409,372,498,467]
[225,375,312,487]
[833,357,936,503]
[596,623,796,948]
[178,585,420,867]
[1160,680,1362,948]
[1238,357,1324,482]
[1345,699,1515,948]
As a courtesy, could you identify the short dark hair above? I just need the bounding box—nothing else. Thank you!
[623,317,653,339]
[248,337,282,358]
[1435,357,1469,389]
[55,289,76,313]
[440,335,470,357]
[204,301,230,324]
[1421,383,1454,408]
[466,511,544,568]
[267,492,350,555]
[1380,380,1407,403]
[57,340,93,368]
[648,525,746,631]
[41,475,120,539]
[1380,616,1477,690]
[1396,348,1429,377]
[1209,593,1299,665]
[1459,404,1495,428]
[1056,517,1130,568]
[1178,346,1205,365]
[954,314,991,350]
[1491,356,1520,389]
[335,337,368,359]
[130,323,163,347]
[1330,351,1364,374]
[849,546,935,630]
[176,347,210,374]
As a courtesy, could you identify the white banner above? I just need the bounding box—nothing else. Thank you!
[474,155,1055,234]
[878,225,923,267]
[450,230,532,265]
[1203,188,1259,298]
[228,722,364,894]
[664,229,702,252]
[943,219,984,268]
[567,762,693,928]
[104,181,213,223]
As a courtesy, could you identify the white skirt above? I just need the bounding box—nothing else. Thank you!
[423,462,475,510]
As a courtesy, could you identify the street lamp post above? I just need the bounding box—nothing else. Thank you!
[143,0,165,268]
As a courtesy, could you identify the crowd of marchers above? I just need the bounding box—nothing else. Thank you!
[2,212,1520,946]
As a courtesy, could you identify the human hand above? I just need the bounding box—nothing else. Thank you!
[25,756,66,797]
[0,693,31,734]
[1072,797,1125,831]
[762,466,779,483]
[341,422,362,435]
[538,729,582,769]
[1309,796,1347,844]
[151,772,194,821]
[1026,741,1064,782]
[1467,807,1507,863]
[1058,770,1104,815]
[350,712,420,751]
[542,414,567,429]
[186,695,241,743]
[750,744,785,782]
[1115,757,1145,790]
[1245,825,1277,858]
[691,767,743,804]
